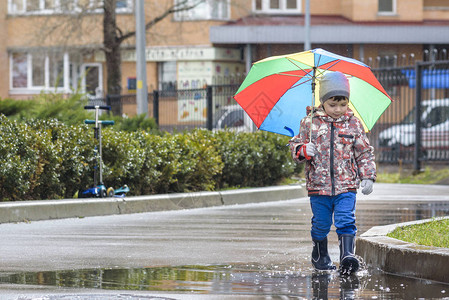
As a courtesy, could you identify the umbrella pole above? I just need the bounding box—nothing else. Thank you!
[309,67,317,142]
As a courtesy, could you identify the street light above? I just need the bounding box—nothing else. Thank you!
[136,0,148,116]
[304,0,311,50]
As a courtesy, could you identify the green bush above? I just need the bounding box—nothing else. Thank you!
[0,116,95,200]
[0,98,36,117]
[1,93,159,133]
[32,120,95,198]
[3,93,93,126]
[113,113,159,133]
[214,130,297,188]
[120,129,223,194]
[0,114,299,201]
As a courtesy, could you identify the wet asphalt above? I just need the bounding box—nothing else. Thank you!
[0,183,448,299]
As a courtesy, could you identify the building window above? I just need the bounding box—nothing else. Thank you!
[10,51,69,93]
[11,53,27,88]
[7,0,133,15]
[31,53,46,87]
[378,0,396,14]
[253,0,301,14]
[158,61,177,91]
[174,0,230,21]
[49,53,65,88]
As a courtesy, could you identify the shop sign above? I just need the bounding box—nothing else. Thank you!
[95,47,241,62]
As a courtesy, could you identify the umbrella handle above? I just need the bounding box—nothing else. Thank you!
[309,67,317,143]
[309,108,314,143]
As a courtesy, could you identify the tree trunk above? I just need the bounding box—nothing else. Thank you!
[101,0,198,95]
[103,0,122,94]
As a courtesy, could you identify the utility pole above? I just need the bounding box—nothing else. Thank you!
[304,0,311,50]
[136,0,148,116]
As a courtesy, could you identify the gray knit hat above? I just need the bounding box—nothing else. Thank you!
[319,71,350,103]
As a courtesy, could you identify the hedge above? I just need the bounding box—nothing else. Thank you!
[0,115,300,201]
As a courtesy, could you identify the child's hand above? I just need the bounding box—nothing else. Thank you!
[298,143,316,160]
[361,179,374,195]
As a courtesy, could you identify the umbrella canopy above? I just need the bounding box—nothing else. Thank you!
[234,48,392,137]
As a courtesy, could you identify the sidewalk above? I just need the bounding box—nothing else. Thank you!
[0,184,307,224]
[1,183,448,284]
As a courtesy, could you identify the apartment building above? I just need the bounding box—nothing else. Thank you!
[2,0,449,101]
[2,0,245,100]
[211,0,449,71]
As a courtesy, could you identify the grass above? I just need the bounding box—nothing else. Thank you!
[387,218,449,248]
[376,166,449,185]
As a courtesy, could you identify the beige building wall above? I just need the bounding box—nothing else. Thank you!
[424,9,449,19]
[7,16,104,48]
[309,0,343,15]
[2,0,449,101]
[396,0,423,21]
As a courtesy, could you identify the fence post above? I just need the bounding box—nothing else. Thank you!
[105,94,111,116]
[153,90,159,126]
[206,85,213,130]
[413,62,423,173]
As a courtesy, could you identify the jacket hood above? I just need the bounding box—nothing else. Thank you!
[306,105,354,123]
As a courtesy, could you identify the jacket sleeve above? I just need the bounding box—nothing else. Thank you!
[353,119,377,181]
[289,117,311,164]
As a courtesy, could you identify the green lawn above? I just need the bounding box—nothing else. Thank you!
[387,218,449,248]
[376,166,449,185]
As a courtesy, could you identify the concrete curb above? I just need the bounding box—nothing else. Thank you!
[356,217,449,283]
[0,184,306,224]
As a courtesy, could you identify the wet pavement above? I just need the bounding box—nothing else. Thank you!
[0,183,448,299]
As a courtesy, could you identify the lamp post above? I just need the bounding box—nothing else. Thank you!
[136,0,148,116]
[304,0,311,50]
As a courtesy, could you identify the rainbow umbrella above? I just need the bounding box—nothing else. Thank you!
[234,48,392,137]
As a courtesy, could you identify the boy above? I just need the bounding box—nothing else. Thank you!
[289,71,376,275]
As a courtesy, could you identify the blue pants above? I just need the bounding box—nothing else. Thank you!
[310,192,357,241]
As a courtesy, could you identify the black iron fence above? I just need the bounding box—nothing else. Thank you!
[370,60,449,169]
[92,82,245,133]
[89,59,449,168]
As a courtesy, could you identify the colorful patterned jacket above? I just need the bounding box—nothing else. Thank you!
[289,106,376,196]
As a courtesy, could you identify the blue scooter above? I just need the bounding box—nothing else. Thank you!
[80,105,129,198]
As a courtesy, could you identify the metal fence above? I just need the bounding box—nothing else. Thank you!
[90,59,449,169]
[370,59,449,169]
[94,82,245,133]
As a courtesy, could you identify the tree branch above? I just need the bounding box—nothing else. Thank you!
[117,0,204,43]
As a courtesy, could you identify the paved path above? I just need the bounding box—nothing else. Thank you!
[0,183,448,299]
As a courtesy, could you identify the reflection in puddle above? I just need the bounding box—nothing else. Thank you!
[1,264,448,298]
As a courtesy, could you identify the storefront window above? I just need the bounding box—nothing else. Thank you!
[159,61,177,91]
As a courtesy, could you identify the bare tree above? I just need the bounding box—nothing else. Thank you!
[103,0,203,94]
[21,0,205,95]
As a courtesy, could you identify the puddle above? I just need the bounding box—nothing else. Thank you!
[1,264,448,299]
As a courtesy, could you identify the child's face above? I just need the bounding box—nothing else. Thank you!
[322,96,349,119]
